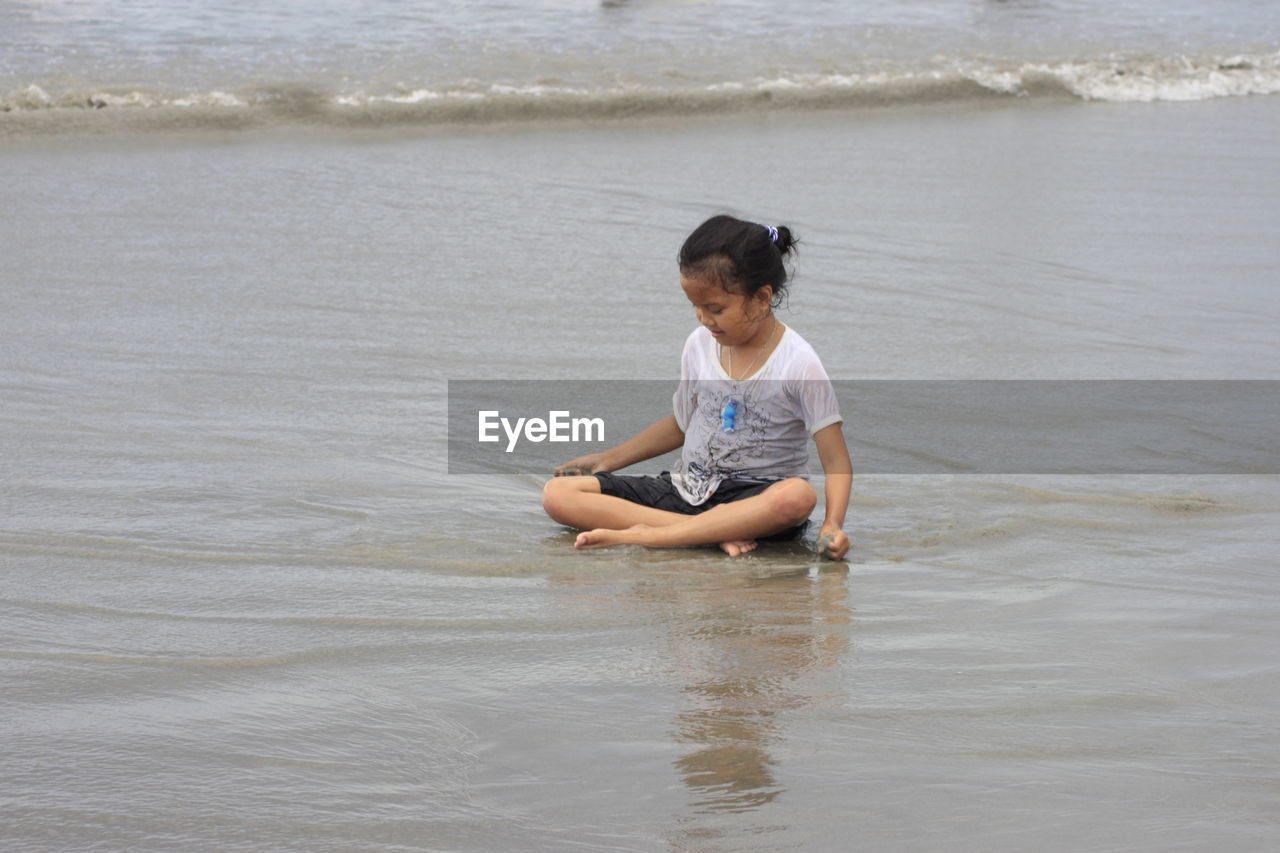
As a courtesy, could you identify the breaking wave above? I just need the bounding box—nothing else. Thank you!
[4,51,1278,135]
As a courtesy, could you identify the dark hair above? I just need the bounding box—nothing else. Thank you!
[678,214,798,307]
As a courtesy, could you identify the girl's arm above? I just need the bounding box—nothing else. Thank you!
[554,414,684,475]
[813,422,853,559]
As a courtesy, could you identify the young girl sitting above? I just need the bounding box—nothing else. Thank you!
[543,214,852,559]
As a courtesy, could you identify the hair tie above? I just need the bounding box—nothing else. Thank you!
[765,225,779,243]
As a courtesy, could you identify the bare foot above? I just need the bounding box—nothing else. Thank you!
[574,525,758,555]
[575,529,618,550]
[718,539,758,557]
[574,524,652,550]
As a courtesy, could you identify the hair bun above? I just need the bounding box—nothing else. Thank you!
[772,225,796,257]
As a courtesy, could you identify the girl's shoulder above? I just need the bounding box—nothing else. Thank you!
[680,326,713,360]
[683,325,713,347]
[772,325,833,382]
[775,324,824,362]
[682,323,818,353]
[680,326,722,379]
[680,324,830,378]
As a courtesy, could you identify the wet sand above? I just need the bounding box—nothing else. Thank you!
[2,96,1278,850]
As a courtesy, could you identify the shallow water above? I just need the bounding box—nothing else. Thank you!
[3,18,1280,853]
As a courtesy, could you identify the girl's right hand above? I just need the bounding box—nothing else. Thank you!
[553,453,610,477]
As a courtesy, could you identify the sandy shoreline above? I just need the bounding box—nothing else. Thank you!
[3,92,1278,851]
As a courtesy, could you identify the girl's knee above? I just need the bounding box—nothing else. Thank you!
[541,475,599,523]
[541,477,571,519]
[767,478,817,524]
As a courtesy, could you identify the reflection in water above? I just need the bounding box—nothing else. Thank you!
[652,565,852,817]
[675,712,781,812]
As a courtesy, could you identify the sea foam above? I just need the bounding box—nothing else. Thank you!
[3,50,1278,135]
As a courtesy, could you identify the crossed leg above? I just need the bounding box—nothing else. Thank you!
[542,475,816,556]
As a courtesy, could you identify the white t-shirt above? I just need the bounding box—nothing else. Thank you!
[670,324,842,505]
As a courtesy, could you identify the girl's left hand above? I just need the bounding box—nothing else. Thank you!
[816,523,851,561]
[553,452,610,477]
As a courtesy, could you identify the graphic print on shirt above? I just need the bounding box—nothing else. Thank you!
[681,384,777,503]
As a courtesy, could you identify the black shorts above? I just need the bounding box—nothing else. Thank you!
[594,471,809,542]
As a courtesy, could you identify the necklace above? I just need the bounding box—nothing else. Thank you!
[718,315,779,433]
[726,314,778,382]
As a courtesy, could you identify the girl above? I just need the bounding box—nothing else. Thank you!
[543,215,852,559]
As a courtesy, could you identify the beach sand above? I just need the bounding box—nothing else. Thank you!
[2,95,1279,850]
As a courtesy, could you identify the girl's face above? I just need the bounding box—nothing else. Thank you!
[681,274,773,347]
